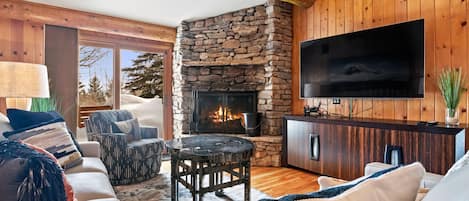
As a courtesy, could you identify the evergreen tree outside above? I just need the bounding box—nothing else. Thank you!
[122,53,164,98]
[88,75,106,105]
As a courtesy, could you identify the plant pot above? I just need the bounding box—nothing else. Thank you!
[445,108,459,125]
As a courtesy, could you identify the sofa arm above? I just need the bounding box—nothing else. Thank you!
[140,126,159,139]
[78,141,101,157]
[318,176,349,190]
[365,162,444,189]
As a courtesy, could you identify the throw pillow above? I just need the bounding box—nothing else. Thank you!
[112,118,142,141]
[6,108,61,130]
[5,109,84,156]
[423,151,469,201]
[261,162,425,201]
[4,118,83,169]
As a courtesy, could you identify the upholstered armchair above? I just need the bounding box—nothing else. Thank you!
[85,110,164,185]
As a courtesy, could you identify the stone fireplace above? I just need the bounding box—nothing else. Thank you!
[172,0,291,166]
[173,0,292,139]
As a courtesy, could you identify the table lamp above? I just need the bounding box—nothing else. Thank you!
[0,61,50,111]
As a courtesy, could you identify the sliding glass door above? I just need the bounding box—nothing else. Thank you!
[120,49,165,133]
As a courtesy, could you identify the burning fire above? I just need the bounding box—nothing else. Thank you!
[209,106,241,123]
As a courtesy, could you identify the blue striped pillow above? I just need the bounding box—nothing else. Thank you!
[4,118,83,169]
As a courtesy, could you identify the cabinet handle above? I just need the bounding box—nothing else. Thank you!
[309,133,320,161]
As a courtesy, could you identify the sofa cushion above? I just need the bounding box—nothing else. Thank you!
[66,172,116,201]
[423,151,469,201]
[65,157,108,175]
[5,118,83,169]
[445,150,469,176]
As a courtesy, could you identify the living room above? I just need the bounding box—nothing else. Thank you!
[0,0,468,201]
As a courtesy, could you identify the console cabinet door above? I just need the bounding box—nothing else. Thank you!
[320,124,364,180]
[286,120,322,173]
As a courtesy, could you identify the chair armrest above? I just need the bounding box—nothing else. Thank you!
[365,162,444,189]
[78,141,101,157]
[92,133,128,149]
[317,176,349,190]
[140,126,159,139]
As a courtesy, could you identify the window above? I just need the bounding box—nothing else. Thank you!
[78,45,114,107]
[120,49,165,129]
[77,30,173,139]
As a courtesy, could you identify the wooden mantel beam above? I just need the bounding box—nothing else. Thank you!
[0,0,176,43]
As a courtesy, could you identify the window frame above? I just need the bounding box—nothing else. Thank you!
[78,30,174,140]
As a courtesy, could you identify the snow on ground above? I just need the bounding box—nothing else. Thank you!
[120,94,164,137]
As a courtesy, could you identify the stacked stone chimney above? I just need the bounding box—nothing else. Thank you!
[172,0,292,137]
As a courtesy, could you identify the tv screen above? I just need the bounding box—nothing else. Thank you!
[300,19,425,98]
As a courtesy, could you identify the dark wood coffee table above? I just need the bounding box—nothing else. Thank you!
[166,135,254,201]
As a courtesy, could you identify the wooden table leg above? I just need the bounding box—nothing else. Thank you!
[171,155,178,201]
[191,160,197,201]
[244,161,251,201]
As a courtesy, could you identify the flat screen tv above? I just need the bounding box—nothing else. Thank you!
[300,19,425,98]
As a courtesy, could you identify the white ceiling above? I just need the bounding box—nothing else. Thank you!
[26,0,267,27]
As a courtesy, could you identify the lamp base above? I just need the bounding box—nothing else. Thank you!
[6,98,32,111]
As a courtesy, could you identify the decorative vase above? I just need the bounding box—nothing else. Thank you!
[445,108,459,125]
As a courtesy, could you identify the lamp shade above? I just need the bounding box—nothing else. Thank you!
[0,62,50,98]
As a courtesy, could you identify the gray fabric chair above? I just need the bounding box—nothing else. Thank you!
[85,110,164,185]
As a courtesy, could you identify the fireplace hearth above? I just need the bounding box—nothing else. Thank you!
[192,91,257,134]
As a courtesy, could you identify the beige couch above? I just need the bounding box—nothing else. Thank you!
[318,158,469,201]
[66,141,118,201]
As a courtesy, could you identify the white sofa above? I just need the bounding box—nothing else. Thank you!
[0,115,118,201]
[66,141,118,201]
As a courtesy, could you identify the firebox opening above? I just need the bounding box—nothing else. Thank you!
[192,90,257,134]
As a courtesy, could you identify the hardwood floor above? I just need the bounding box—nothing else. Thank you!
[161,161,320,198]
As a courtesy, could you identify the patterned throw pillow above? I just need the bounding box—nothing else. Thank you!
[5,118,83,169]
[112,118,142,141]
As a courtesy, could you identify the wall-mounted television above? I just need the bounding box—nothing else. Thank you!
[300,19,425,98]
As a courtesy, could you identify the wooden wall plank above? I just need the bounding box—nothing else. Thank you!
[435,0,452,122]
[421,0,436,122]
[292,6,306,114]
[406,0,422,121]
[450,0,468,123]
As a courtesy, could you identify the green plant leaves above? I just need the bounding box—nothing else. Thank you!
[438,68,466,111]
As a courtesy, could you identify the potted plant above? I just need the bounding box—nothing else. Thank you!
[437,68,466,125]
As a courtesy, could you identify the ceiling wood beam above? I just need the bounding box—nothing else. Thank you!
[0,0,176,43]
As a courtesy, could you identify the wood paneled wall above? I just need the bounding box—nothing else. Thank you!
[0,19,44,64]
[292,0,469,123]
[0,18,44,113]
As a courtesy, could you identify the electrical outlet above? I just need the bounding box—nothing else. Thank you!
[332,98,341,104]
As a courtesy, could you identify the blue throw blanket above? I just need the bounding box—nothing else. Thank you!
[259,166,398,201]
[0,140,66,201]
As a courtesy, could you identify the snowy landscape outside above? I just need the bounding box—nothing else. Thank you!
[78,46,164,135]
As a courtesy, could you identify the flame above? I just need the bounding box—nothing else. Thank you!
[209,105,242,123]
